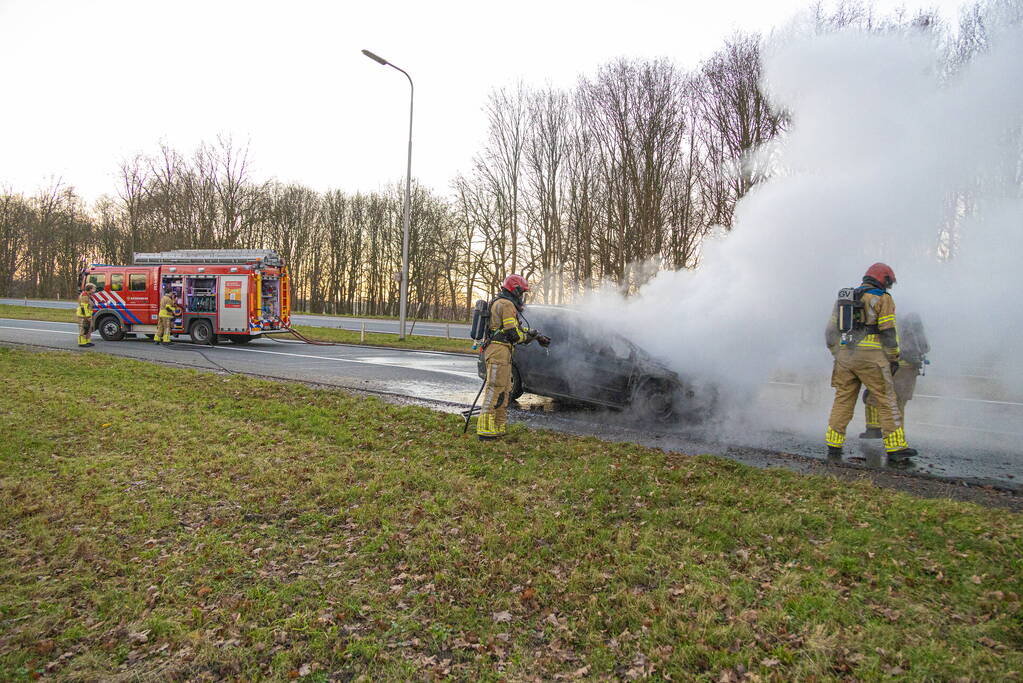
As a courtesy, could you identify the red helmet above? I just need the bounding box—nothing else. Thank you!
[502,274,530,297]
[864,262,896,289]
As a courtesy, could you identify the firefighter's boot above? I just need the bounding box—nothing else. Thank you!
[827,446,843,460]
[859,427,883,439]
[887,447,918,462]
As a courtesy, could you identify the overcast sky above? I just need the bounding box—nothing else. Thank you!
[0,0,971,202]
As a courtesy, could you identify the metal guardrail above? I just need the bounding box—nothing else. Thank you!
[352,320,460,341]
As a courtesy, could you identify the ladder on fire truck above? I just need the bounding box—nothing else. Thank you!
[133,249,284,267]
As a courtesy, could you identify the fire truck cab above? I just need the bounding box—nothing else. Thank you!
[81,249,291,345]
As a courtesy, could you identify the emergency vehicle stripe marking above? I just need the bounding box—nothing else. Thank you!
[111,300,143,325]
[95,298,143,325]
[107,290,141,323]
[92,290,142,325]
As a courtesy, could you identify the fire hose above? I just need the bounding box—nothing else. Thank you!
[263,328,343,346]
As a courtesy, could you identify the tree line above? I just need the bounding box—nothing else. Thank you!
[0,2,1006,319]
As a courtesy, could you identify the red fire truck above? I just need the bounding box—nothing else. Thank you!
[81,249,291,344]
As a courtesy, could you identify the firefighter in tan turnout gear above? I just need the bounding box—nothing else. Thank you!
[825,263,917,462]
[76,283,96,347]
[861,312,929,439]
[476,274,550,441]
[155,287,180,345]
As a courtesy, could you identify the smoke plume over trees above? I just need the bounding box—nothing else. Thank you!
[1,2,1011,318]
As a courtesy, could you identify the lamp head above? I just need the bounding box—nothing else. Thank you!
[361,49,388,66]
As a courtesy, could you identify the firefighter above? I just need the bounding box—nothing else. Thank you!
[476,274,550,441]
[76,283,96,347]
[825,263,917,462]
[861,312,929,439]
[155,286,180,345]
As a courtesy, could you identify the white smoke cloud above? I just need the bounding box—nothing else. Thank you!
[599,13,1023,414]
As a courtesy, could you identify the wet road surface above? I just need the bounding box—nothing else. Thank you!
[0,299,470,339]
[2,317,1020,492]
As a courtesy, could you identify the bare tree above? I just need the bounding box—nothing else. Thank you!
[696,33,784,228]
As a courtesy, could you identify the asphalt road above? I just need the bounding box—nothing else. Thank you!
[2,317,1021,492]
[0,298,471,339]
[0,317,480,403]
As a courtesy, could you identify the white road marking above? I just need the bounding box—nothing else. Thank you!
[766,378,1023,408]
[205,340,478,380]
[915,421,1023,438]
[915,393,1023,408]
[1,325,78,336]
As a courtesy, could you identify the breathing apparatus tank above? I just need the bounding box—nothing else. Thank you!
[835,287,865,345]
[470,299,490,350]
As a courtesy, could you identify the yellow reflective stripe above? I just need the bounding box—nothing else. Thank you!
[858,334,882,348]
[477,413,498,436]
[877,315,896,324]
[884,427,908,452]
[864,404,880,428]
[502,317,517,325]
[825,427,846,447]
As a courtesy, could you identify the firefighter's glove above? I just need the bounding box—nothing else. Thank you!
[889,361,900,376]
[537,334,551,348]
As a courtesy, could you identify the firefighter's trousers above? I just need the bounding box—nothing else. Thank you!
[865,365,919,428]
[477,342,512,438]
[155,317,172,343]
[77,317,93,346]
[826,349,909,453]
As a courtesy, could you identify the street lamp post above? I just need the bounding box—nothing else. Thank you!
[362,48,413,340]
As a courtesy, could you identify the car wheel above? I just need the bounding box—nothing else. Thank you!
[189,319,217,345]
[630,377,676,423]
[674,382,717,423]
[227,335,253,345]
[97,315,125,341]
[510,366,523,401]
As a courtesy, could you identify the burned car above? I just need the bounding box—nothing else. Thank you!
[476,305,711,422]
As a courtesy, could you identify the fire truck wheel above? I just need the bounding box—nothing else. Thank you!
[227,335,253,344]
[97,315,125,342]
[189,319,217,346]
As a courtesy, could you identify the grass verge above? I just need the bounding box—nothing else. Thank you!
[0,304,69,324]
[0,348,1021,681]
[287,326,472,355]
[293,310,467,325]
[0,304,474,355]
